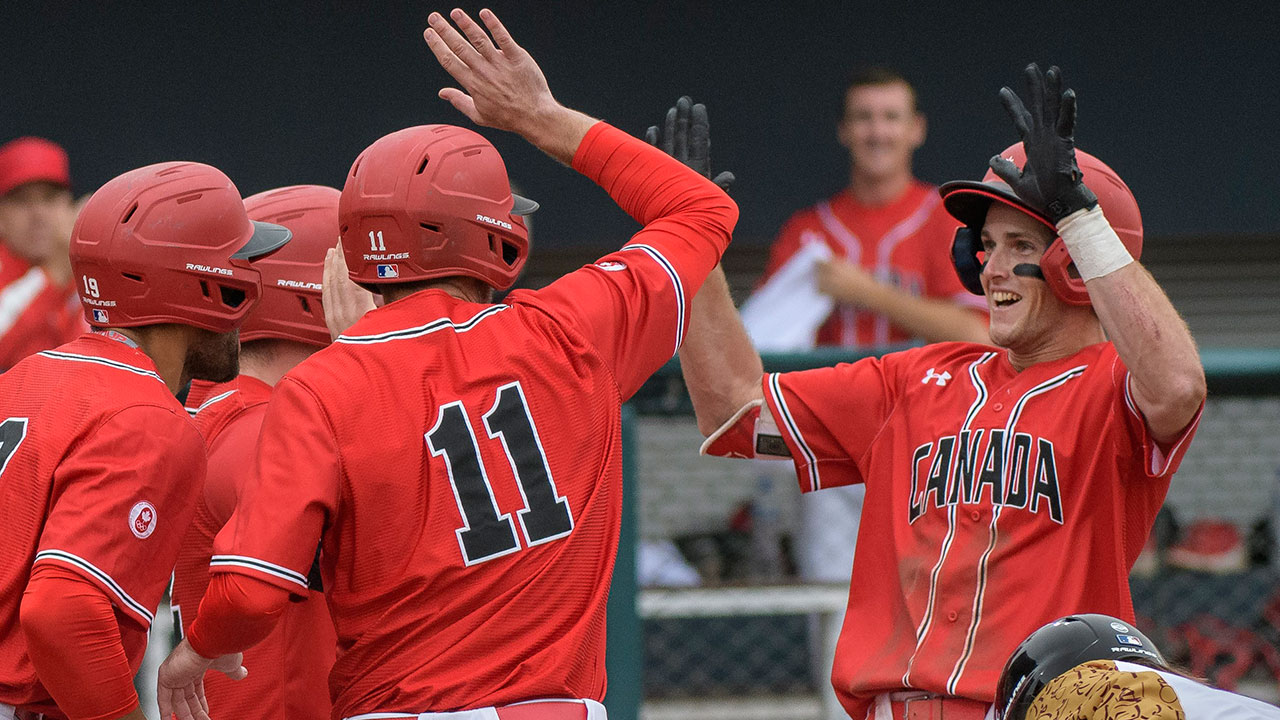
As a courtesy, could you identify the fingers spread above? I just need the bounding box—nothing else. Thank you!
[691,103,710,170]
[429,11,484,66]
[644,126,659,146]
[423,27,474,87]
[1058,88,1077,138]
[479,8,520,52]
[998,87,1032,138]
[662,106,676,156]
[438,88,481,124]
[451,8,496,57]
[1024,63,1045,122]
[674,96,691,161]
[989,154,1021,185]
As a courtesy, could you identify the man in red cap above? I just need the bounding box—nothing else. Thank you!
[0,137,86,371]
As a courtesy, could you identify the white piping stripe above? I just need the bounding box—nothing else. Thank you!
[37,350,164,384]
[902,352,995,688]
[336,305,509,345]
[815,202,862,343]
[0,267,47,336]
[945,364,1087,693]
[34,549,155,625]
[871,193,941,346]
[209,554,309,589]
[767,372,822,491]
[620,243,685,356]
[195,389,238,414]
[1123,372,1199,477]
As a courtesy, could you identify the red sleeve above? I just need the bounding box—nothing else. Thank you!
[20,564,139,720]
[209,377,338,595]
[524,122,738,400]
[35,404,204,630]
[761,356,898,493]
[1111,353,1203,478]
[203,408,266,525]
[187,573,290,658]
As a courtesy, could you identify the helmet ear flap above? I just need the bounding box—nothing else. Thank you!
[1039,240,1093,306]
[951,226,986,296]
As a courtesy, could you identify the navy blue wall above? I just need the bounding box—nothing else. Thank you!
[4,1,1277,247]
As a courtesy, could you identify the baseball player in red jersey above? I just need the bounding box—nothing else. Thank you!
[0,138,87,371]
[170,185,340,720]
[0,162,288,720]
[156,9,737,720]
[679,65,1206,720]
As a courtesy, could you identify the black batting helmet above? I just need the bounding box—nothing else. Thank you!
[995,614,1166,720]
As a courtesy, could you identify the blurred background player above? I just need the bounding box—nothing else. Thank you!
[170,185,340,720]
[0,137,87,371]
[0,161,287,719]
[156,9,736,720]
[997,614,1280,719]
[678,65,1205,719]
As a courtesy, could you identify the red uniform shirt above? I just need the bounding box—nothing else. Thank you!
[0,333,203,714]
[0,245,86,372]
[761,342,1201,718]
[171,375,335,719]
[765,182,985,348]
[204,122,736,716]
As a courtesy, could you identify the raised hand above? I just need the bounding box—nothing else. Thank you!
[988,64,1098,222]
[644,96,735,191]
[423,9,557,136]
[323,240,377,340]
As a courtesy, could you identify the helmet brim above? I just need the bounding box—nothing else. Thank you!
[511,193,539,216]
[231,220,293,260]
[939,180,1054,232]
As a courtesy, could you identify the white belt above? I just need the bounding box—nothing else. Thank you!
[345,698,607,720]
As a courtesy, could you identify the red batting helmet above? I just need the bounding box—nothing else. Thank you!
[940,144,1143,306]
[241,185,339,347]
[71,162,291,333]
[338,124,537,289]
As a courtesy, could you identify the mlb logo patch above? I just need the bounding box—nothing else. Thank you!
[92,309,109,323]
[377,264,399,279]
[1116,634,1144,646]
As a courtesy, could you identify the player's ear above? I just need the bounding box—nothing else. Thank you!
[909,112,927,151]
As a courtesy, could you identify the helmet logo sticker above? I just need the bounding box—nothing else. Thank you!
[92,309,110,323]
[377,264,400,279]
[1110,621,1130,632]
[277,279,322,290]
[1116,634,1144,646]
[185,263,233,277]
[595,261,627,272]
[476,213,513,230]
[130,501,157,539]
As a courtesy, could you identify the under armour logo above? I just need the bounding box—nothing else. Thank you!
[921,368,951,387]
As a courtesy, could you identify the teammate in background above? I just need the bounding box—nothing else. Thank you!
[0,137,87,371]
[0,162,287,719]
[678,65,1205,720]
[157,9,736,720]
[170,185,340,720]
[997,614,1280,719]
[761,67,988,350]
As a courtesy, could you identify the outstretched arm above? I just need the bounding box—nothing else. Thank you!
[679,266,765,436]
[424,9,596,164]
[991,64,1204,442]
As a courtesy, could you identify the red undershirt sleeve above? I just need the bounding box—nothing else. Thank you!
[20,564,139,720]
[186,573,291,659]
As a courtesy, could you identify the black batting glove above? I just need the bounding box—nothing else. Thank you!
[645,95,736,192]
[989,64,1098,223]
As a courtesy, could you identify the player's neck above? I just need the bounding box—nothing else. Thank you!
[111,325,192,394]
[1005,316,1106,371]
[238,340,318,387]
[380,277,494,305]
[848,168,913,207]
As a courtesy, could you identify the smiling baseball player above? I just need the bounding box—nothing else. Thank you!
[678,64,1205,719]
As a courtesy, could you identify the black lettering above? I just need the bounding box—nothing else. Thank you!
[1032,439,1064,523]
[908,442,933,524]
[974,429,1005,505]
[923,436,955,510]
[1004,433,1033,509]
[948,429,985,505]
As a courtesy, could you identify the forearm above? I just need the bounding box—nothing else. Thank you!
[20,566,140,720]
[1086,262,1205,440]
[517,103,599,167]
[679,265,764,435]
[187,573,290,658]
[835,281,989,345]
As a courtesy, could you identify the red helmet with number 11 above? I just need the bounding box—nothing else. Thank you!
[940,144,1143,306]
[338,124,538,290]
[71,162,291,332]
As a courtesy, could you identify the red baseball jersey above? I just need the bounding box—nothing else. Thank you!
[0,333,203,714]
[207,122,736,716]
[765,182,986,348]
[761,341,1201,718]
[171,374,335,719]
[0,246,86,372]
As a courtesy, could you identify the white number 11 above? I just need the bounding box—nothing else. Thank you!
[369,230,385,252]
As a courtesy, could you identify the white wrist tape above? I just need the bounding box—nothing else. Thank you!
[1055,205,1134,281]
